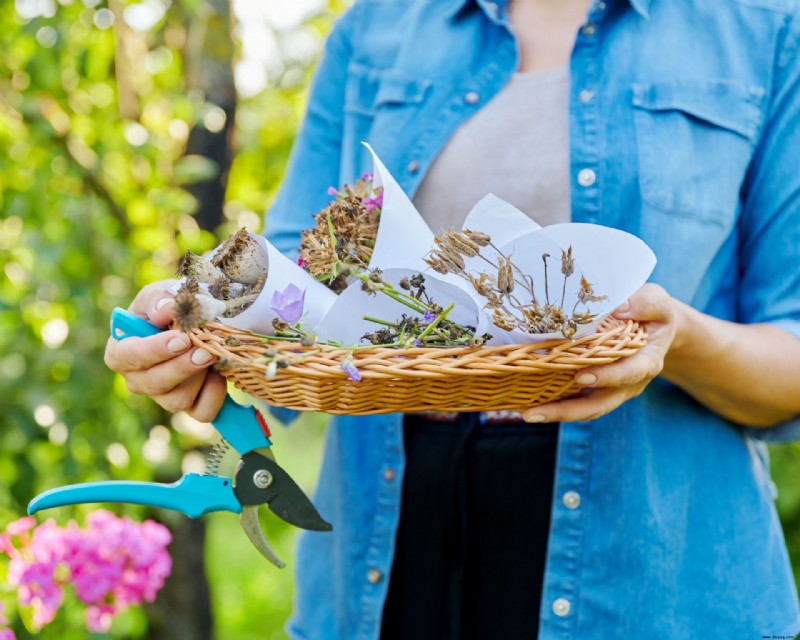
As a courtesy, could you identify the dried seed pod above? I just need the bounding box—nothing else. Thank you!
[177,251,227,284]
[212,228,269,285]
[491,310,519,331]
[468,273,494,297]
[497,256,514,294]
[423,256,448,274]
[561,246,575,277]
[444,230,480,258]
[578,275,608,304]
[463,229,491,247]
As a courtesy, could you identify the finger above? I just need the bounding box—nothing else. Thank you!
[573,346,665,390]
[523,386,638,424]
[612,283,671,322]
[186,371,227,423]
[104,330,193,373]
[122,347,217,396]
[152,370,207,415]
[128,280,181,328]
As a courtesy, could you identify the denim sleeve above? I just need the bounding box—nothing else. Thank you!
[264,4,358,258]
[739,8,800,443]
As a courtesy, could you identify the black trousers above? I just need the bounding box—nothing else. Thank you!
[380,413,559,640]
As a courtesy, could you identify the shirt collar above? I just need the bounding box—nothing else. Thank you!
[445,0,653,22]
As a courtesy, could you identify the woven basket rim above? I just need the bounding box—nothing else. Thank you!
[188,319,646,381]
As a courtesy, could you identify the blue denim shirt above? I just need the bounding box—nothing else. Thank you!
[265,0,800,637]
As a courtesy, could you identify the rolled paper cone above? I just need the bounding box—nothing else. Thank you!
[222,234,338,334]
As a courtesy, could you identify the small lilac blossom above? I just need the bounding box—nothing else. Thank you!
[414,339,423,347]
[363,190,383,213]
[327,186,339,196]
[270,283,306,324]
[361,172,374,182]
[340,357,361,382]
[423,309,436,323]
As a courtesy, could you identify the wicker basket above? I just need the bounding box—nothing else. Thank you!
[187,319,646,416]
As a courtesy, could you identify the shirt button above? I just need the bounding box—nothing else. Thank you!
[552,597,571,617]
[582,23,597,37]
[367,569,383,584]
[562,491,581,509]
[464,91,480,105]
[577,168,596,187]
[407,159,420,174]
[383,467,396,482]
[578,89,595,103]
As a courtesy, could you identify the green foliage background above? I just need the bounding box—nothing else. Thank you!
[0,0,342,637]
[1,0,800,638]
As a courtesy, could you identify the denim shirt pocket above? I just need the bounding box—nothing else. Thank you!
[632,80,765,225]
[342,63,432,176]
[345,62,432,116]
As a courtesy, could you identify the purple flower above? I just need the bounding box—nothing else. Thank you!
[361,172,374,182]
[327,186,339,196]
[270,283,306,324]
[414,339,423,347]
[363,191,383,213]
[340,358,361,382]
[423,309,436,323]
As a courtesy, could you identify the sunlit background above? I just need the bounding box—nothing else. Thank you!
[3,0,800,638]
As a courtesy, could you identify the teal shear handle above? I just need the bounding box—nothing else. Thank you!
[28,475,241,518]
[110,307,273,454]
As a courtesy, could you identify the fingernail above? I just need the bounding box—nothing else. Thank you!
[167,337,189,353]
[577,373,597,386]
[524,414,546,423]
[156,297,175,311]
[191,349,214,366]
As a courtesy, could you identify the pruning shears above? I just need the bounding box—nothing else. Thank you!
[28,307,332,568]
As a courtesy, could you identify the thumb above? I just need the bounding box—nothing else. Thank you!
[611,284,671,322]
[129,280,179,329]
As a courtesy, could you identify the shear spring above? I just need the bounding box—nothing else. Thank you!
[205,439,231,476]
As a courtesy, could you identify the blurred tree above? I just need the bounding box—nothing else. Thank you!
[0,0,344,637]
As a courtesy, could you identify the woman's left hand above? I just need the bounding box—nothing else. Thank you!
[522,283,680,423]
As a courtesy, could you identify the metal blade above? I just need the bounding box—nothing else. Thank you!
[233,452,332,532]
[239,506,285,568]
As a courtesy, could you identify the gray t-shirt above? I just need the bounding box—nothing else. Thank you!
[413,66,571,232]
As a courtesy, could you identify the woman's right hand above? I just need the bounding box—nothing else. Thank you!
[103,280,228,422]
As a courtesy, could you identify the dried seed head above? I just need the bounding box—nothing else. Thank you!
[399,277,411,290]
[491,310,519,331]
[177,251,227,284]
[173,285,203,332]
[561,246,575,278]
[578,275,608,305]
[212,228,268,285]
[463,229,491,247]
[444,230,480,258]
[209,276,233,300]
[423,256,448,274]
[497,256,514,294]
[561,319,577,339]
[468,273,494,297]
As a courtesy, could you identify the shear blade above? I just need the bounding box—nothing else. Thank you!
[234,452,333,532]
[240,506,285,568]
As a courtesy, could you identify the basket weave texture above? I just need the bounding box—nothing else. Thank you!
[188,320,646,416]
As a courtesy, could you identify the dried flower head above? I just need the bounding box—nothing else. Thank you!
[299,174,383,290]
[177,251,227,284]
[211,228,269,285]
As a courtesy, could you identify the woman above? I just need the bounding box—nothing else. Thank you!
[106,0,800,637]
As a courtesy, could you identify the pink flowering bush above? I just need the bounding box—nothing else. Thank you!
[0,511,172,635]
